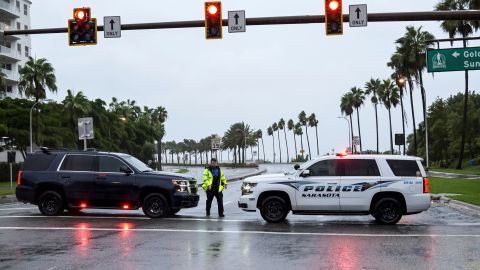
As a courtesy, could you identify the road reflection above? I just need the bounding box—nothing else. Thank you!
[75,223,90,254]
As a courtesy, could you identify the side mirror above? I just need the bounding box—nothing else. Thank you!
[300,169,310,177]
[294,164,300,170]
[120,166,133,175]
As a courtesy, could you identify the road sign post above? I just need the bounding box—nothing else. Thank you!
[427,47,480,73]
[349,4,367,27]
[228,11,246,33]
[104,16,121,38]
[78,117,94,150]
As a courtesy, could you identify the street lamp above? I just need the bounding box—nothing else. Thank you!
[30,99,53,153]
[338,116,352,152]
[397,76,429,168]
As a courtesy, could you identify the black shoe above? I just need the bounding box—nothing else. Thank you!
[219,214,225,218]
[206,212,210,217]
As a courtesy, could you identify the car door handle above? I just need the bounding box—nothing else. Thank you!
[110,181,121,184]
[96,177,106,180]
[327,183,338,185]
[61,176,71,179]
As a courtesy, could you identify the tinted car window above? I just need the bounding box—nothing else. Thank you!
[23,154,57,171]
[387,160,420,177]
[99,156,126,172]
[343,159,380,176]
[308,160,337,176]
[60,155,95,171]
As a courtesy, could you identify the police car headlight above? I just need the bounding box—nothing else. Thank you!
[241,182,257,195]
[172,180,189,192]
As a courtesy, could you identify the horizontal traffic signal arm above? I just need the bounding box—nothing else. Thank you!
[4,10,480,36]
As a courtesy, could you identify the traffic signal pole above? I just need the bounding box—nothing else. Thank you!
[3,10,480,36]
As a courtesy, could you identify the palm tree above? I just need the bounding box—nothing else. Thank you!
[62,90,90,144]
[272,122,281,163]
[152,106,168,170]
[379,79,400,153]
[350,87,365,153]
[267,126,275,163]
[388,51,418,156]
[294,123,304,159]
[18,57,57,144]
[298,111,312,160]
[308,113,320,157]
[278,118,290,162]
[287,119,298,159]
[365,78,382,153]
[340,93,355,152]
[256,129,266,162]
[436,0,480,169]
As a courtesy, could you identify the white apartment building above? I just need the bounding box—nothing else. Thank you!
[0,0,32,99]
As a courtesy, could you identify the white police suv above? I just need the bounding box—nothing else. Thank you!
[238,154,431,224]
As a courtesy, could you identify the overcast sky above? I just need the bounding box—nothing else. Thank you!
[31,0,480,161]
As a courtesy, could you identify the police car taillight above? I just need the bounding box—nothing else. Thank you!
[17,170,22,185]
[423,177,429,193]
[336,150,348,157]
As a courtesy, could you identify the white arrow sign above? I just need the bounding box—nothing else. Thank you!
[104,16,121,38]
[349,4,368,27]
[228,10,246,33]
[452,51,460,58]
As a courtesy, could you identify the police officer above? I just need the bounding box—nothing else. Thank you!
[202,158,227,217]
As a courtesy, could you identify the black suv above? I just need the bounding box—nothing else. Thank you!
[16,149,199,217]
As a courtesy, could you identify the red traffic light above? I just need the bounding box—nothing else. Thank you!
[207,5,218,15]
[328,0,340,11]
[73,8,90,22]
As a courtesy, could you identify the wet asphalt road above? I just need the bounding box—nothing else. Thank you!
[1,173,480,269]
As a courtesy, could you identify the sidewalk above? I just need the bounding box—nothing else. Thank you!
[0,194,17,205]
[428,171,480,179]
[431,193,480,217]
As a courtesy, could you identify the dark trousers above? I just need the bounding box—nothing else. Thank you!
[206,189,224,215]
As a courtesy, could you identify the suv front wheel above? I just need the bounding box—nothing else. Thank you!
[260,196,289,223]
[142,193,169,218]
[373,198,403,225]
[38,191,64,216]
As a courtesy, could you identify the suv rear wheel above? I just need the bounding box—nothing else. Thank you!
[260,196,289,223]
[38,191,64,216]
[373,198,402,225]
[142,193,169,218]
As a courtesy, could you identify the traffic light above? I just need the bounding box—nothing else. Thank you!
[68,7,97,46]
[204,2,222,40]
[325,0,343,36]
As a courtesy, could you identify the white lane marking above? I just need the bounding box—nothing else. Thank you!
[0,207,37,211]
[0,226,479,237]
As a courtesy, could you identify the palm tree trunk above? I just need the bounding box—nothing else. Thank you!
[400,88,406,155]
[299,134,304,158]
[305,125,312,160]
[261,138,266,162]
[35,96,39,146]
[292,132,298,160]
[374,103,379,153]
[388,108,394,153]
[272,135,276,163]
[408,81,417,156]
[283,129,289,163]
[457,37,469,169]
[277,130,282,163]
[315,125,320,156]
[356,108,362,152]
[349,115,354,153]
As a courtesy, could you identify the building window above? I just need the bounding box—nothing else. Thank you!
[25,46,29,57]
[24,4,28,16]
[16,1,19,8]
[16,22,20,30]
[6,85,13,93]
[17,43,21,53]
[18,64,21,73]
[24,25,27,35]
[4,63,12,71]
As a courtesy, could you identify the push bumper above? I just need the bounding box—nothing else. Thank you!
[172,193,200,209]
[238,195,257,212]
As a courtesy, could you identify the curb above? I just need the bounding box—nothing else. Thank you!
[431,194,480,216]
[228,168,267,182]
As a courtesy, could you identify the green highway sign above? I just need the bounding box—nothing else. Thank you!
[427,47,480,73]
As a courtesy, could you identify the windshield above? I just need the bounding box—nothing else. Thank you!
[122,155,153,172]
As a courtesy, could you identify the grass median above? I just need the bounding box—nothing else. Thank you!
[0,182,15,196]
[429,177,480,206]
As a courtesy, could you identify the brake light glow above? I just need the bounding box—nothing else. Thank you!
[123,204,129,209]
[17,170,22,185]
[80,203,87,208]
[423,177,429,193]
[336,150,348,157]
